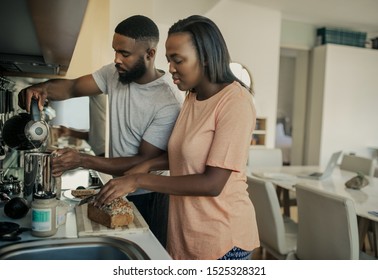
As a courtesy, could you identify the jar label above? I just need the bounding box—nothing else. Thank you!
[32,208,52,232]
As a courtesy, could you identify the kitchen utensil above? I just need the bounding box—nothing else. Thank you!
[24,99,49,145]
[2,113,35,150]
[0,221,30,242]
[0,192,11,202]
[1,99,49,150]
[78,194,97,206]
[0,175,22,196]
[23,152,60,203]
[3,197,29,219]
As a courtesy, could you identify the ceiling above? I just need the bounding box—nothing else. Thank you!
[156,0,378,34]
[241,0,378,33]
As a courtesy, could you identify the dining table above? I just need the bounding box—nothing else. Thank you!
[249,165,378,257]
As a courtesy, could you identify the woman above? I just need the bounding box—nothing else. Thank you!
[96,15,260,260]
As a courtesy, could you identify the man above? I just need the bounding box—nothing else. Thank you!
[18,15,183,247]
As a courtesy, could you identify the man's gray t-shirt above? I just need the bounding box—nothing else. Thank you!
[88,94,107,156]
[92,63,183,194]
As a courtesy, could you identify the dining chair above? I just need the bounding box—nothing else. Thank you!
[248,147,296,217]
[340,154,375,177]
[247,176,297,260]
[293,184,374,260]
[247,147,283,174]
[339,153,377,254]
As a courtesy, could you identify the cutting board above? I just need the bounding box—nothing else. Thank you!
[75,202,149,237]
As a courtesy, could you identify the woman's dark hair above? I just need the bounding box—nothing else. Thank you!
[115,15,159,46]
[168,15,252,94]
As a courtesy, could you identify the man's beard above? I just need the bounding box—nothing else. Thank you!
[117,56,147,84]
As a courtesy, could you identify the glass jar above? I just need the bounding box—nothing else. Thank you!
[31,197,58,237]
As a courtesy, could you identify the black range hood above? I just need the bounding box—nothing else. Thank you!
[0,0,88,78]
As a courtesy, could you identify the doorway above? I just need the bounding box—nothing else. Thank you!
[276,47,310,165]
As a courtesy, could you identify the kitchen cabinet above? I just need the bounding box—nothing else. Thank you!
[305,44,378,166]
[251,117,267,146]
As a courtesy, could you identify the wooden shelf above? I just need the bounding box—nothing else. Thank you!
[251,118,267,146]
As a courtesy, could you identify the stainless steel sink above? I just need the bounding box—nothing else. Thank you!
[0,236,150,260]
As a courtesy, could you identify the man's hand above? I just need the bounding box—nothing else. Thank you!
[18,84,48,112]
[52,148,83,176]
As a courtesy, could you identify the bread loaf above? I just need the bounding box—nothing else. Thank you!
[87,197,134,228]
[71,189,96,198]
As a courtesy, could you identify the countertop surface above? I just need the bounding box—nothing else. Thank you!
[0,168,171,260]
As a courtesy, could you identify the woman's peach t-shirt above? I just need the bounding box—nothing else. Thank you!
[167,82,260,260]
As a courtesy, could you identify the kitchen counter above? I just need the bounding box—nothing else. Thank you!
[0,169,171,260]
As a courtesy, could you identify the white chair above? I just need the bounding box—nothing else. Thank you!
[340,154,375,177]
[247,147,283,174]
[339,154,377,255]
[248,147,296,217]
[294,184,374,260]
[247,176,297,260]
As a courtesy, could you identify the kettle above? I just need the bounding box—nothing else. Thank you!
[2,99,49,150]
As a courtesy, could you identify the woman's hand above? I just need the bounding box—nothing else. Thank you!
[95,175,138,206]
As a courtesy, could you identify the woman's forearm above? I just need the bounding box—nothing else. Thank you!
[134,165,232,197]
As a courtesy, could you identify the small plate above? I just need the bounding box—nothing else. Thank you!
[62,190,81,202]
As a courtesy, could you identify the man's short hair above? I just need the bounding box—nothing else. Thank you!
[115,15,159,43]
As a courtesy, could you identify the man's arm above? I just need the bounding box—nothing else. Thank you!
[52,139,165,177]
[18,74,102,111]
[123,152,169,175]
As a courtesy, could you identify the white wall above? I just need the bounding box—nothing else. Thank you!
[207,1,281,148]
[306,44,378,166]
[281,20,317,50]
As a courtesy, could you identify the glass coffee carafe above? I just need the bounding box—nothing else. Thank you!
[23,152,61,203]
